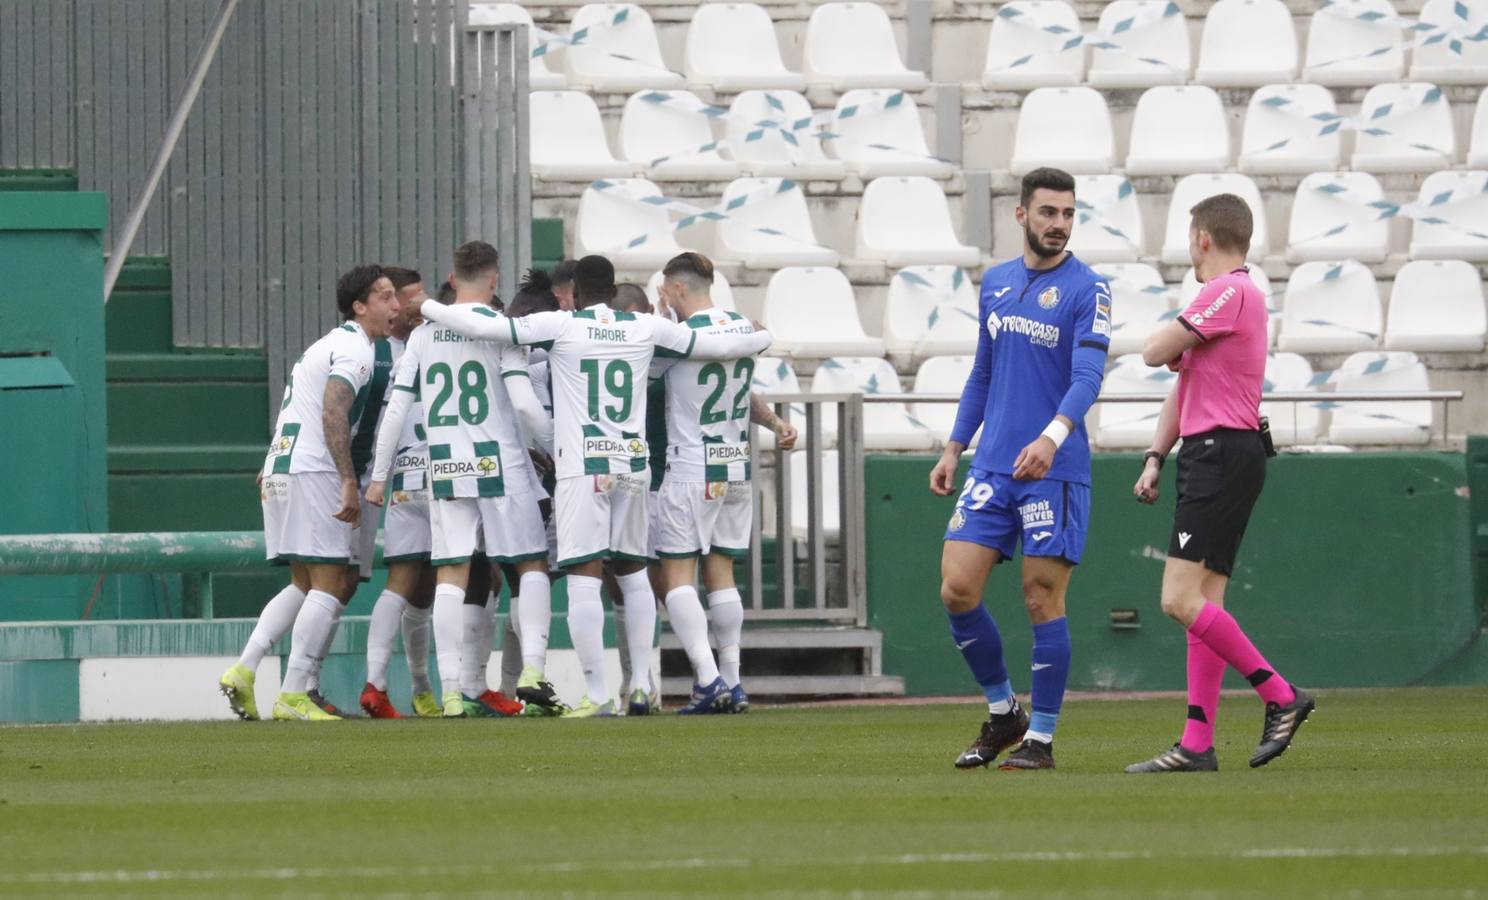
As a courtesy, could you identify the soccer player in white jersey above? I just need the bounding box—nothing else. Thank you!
[417,254,774,717]
[219,265,399,721]
[368,242,555,718]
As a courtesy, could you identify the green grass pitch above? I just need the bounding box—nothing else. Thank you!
[1,687,1484,898]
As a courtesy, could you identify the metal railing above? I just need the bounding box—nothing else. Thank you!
[461,20,531,304]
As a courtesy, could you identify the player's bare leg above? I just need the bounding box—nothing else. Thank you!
[941,540,1030,768]
[999,556,1073,772]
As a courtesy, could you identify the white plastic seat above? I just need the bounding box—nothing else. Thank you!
[715,177,839,268]
[1471,92,1488,168]
[530,92,637,181]
[643,269,737,314]
[762,267,885,360]
[1325,351,1433,446]
[564,4,684,92]
[1412,0,1488,84]
[750,357,804,451]
[856,177,979,267]
[685,4,805,93]
[803,3,929,92]
[726,91,846,181]
[1276,260,1382,353]
[1161,175,1269,266]
[882,266,979,367]
[1409,170,1488,262]
[1095,354,1179,449]
[1125,86,1231,176]
[1195,0,1298,87]
[468,3,567,90]
[1303,0,1405,86]
[1286,172,1390,264]
[912,356,977,449]
[812,357,937,451]
[828,90,954,179]
[1262,352,1322,446]
[1088,0,1191,89]
[1180,265,1279,346]
[1092,263,1176,356]
[1068,175,1145,264]
[1351,83,1456,174]
[1010,88,1116,176]
[980,1,1085,90]
[574,178,687,270]
[619,91,738,182]
[788,450,840,538]
[1238,84,1344,176]
[1384,259,1487,352]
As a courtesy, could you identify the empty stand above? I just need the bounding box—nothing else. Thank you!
[829,90,953,179]
[1303,0,1405,86]
[574,178,687,270]
[1384,259,1488,352]
[881,266,979,367]
[1471,91,1488,168]
[530,91,637,181]
[715,177,839,268]
[1087,0,1191,89]
[1010,88,1115,175]
[981,1,1085,90]
[855,176,979,267]
[1069,175,1145,264]
[1351,83,1456,175]
[803,3,929,92]
[726,91,846,181]
[811,356,937,451]
[1125,86,1231,176]
[619,90,739,181]
[468,3,566,90]
[1286,172,1391,264]
[1409,170,1488,262]
[1411,0,1488,84]
[1161,174,1268,265]
[1238,83,1344,176]
[1326,351,1433,446]
[1095,354,1178,449]
[912,355,976,448]
[1092,263,1175,356]
[565,4,684,92]
[1194,0,1298,87]
[1262,352,1323,446]
[685,3,806,93]
[1276,260,1382,353]
[762,267,885,359]
[750,357,804,451]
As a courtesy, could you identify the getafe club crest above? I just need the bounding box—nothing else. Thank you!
[1038,286,1060,309]
[948,508,967,531]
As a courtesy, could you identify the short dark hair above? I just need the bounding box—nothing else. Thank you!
[383,266,423,290]
[551,259,578,287]
[336,264,386,321]
[435,281,456,305]
[509,269,560,317]
[661,251,714,294]
[453,241,499,281]
[1019,167,1077,208]
[1189,193,1253,255]
[611,283,651,314]
[573,254,617,307]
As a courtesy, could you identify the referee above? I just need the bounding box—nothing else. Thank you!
[1124,194,1314,773]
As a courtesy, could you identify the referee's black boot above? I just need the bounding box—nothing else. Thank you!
[1250,687,1316,768]
[954,701,1029,769]
[1125,743,1219,773]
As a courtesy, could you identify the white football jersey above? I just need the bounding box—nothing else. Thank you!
[655,308,756,483]
[382,335,430,493]
[390,313,533,499]
[264,321,378,477]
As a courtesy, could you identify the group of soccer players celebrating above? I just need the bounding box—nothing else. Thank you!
[219,242,790,721]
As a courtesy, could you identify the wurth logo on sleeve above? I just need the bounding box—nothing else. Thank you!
[1189,286,1235,328]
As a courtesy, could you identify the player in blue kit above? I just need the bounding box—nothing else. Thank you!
[929,167,1112,771]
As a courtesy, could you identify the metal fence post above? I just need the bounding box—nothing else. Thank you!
[461,21,531,304]
[838,394,868,626]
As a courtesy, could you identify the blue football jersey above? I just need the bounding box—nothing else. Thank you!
[949,253,1111,486]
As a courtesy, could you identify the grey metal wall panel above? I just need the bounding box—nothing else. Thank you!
[0,3,19,166]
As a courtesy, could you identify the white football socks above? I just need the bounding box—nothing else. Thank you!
[460,599,488,697]
[474,592,498,691]
[616,570,657,696]
[499,604,523,695]
[402,604,433,695]
[613,599,631,688]
[282,590,340,694]
[665,585,720,686]
[305,597,345,693]
[517,570,552,672]
[566,574,609,702]
[432,583,464,697]
[707,587,744,688]
[366,589,407,691]
[238,584,306,671]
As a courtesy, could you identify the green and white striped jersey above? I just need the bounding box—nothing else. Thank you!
[654,308,756,483]
[389,313,533,499]
[263,320,378,477]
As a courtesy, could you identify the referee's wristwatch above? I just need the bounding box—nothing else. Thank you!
[1143,450,1165,469]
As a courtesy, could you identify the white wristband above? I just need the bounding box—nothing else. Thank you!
[1040,419,1071,449]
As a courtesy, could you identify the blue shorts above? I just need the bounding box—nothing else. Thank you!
[943,468,1089,565]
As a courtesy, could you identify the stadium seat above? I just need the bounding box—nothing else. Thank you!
[788,449,840,538]
[1286,172,1391,264]
[1087,0,1191,89]
[828,90,954,180]
[750,357,804,451]
[1092,263,1175,356]
[1469,91,1488,168]
[1068,175,1145,264]
[530,92,638,181]
[1325,351,1433,446]
[912,355,976,448]
[468,3,567,90]
[803,3,929,92]
[574,178,687,270]
[762,267,885,360]
[980,0,1085,90]
[1160,174,1269,266]
[1125,86,1231,176]
[1411,0,1488,84]
[811,356,938,451]
[714,177,839,268]
[1095,353,1178,449]
[726,91,846,181]
[643,268,738,314]
[1350,83,1456,175]
[882,266,979,367]
[1238,83,1344,176]
[685,4,806,93]
[1010,88,1116,176]
[1179,265,1279,346]
[1194,0,1298,87]
[1384,259,1488,352]
[1409,170,1488,262]
[1303,0,1405,86]
[855,177,980,268]
[618,91,739,182]
[1276,260,1382,353]
[1262,352,1322,446]
[564,4,684,92]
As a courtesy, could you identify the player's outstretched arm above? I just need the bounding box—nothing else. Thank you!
[506,371,555,458]
[322,378,362,526]
[654,317,773,360]
[418,298,518,344]
[367,387,416,507]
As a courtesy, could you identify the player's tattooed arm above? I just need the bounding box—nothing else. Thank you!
[750,393,797,451]
[323,378,362,525]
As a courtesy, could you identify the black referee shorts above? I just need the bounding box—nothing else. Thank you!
[1169,428,1267,576]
